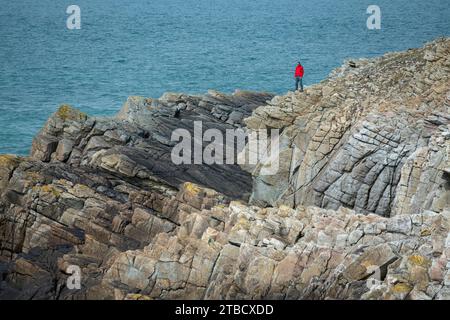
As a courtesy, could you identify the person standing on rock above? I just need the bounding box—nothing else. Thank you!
[295,61,304,92]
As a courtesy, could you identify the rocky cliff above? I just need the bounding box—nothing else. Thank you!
[0,38,449,300]
[245,39,449,217]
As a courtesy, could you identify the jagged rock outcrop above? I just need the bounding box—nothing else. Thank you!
[245,38,449,217]
[0,159,229,298]
[0,90,273,299]
[30,91,274,199]
[0,39,449,300]
[100,201,450,300]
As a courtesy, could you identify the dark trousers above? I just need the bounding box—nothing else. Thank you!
[295,77,303,91]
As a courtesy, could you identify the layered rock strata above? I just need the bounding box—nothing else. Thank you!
[245,38,449,217]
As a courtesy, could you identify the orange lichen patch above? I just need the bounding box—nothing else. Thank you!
[56,105,87,121]
[392,282,413,294]
[231,217,251,231]
[125,293,152,300]
[144,98,153,110]
[38,184,61,197]
[54,179,72,186]
[183,182,202,196]
[26,171,44,182]
[74,184,90,191]
[408,255,430,268]
[0,154,21,167]
[420,228,432,237]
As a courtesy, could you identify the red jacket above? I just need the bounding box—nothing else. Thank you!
[295,64,304,77]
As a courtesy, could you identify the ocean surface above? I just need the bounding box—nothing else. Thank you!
[1,0,449,155]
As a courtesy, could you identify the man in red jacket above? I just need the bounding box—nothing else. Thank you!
[295,62,304,92]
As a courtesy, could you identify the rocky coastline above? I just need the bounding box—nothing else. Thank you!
[0,38,449,300]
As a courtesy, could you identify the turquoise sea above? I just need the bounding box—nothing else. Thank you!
[1,0,449,155]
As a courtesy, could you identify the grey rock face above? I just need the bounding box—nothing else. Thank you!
[245,38,449,217]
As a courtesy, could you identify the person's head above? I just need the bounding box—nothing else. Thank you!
[297,61,301,66]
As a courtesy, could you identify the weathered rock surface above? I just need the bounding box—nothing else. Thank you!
[0,90,273,299]
[246,38,449,217]
[101,202,450,300]
[0,39,449,300]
